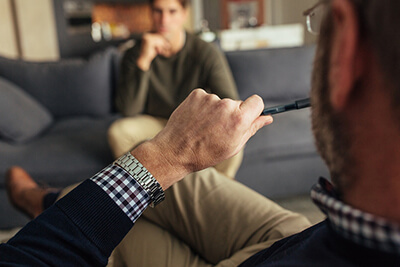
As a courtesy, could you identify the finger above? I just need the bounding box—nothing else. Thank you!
[188,88,207,98]
[163,38,172,48]
[239,94,265,120]
[251,115,273,134]
[154,34,170,47]
[171,89,207,116]
[155,46,163,55]
[240,115,273,149]
[162,33,173,43]
[158,45,171,57]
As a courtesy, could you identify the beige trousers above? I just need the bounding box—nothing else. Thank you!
[59,168,311,267]
[107,115,244,179]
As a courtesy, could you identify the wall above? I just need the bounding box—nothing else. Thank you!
[0,0,59,61]
[197,0,319,45]
[14,0,59,60]
[0,0,19,58]
[266,0,318,44]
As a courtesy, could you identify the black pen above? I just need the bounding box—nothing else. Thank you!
[261,98,311,116]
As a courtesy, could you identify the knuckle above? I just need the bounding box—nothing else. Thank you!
[191,88,205,98]
[207,93,220,101]
[218,98,232,110]
[203,93,221,107]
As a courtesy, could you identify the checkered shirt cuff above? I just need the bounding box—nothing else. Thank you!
[90,164,151,223]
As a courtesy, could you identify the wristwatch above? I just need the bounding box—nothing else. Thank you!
[114,152,165,207]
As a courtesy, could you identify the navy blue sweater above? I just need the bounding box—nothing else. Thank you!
[0,180,133,266]
[240,221,400,266]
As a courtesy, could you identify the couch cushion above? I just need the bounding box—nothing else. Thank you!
[226,46,315,102]
[243,105,315,159]
[236,106,329,198]
[0,77,53,143]
[0,115,119,188]
[0,47,118,118]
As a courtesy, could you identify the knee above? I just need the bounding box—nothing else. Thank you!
[107,119,124,143]
[107,118,137,147]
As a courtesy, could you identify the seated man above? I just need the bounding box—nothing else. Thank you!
[3,0,400,265]
[110,0,242,178]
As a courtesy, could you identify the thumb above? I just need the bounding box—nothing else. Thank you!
[240,94,273,134]
[239,94,265,119]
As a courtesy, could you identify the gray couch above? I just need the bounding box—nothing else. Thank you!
[0,45,328,229]
[226,46,329,199]
[0,48,121,228]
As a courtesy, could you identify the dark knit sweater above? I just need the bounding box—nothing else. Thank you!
[240,221,400,266]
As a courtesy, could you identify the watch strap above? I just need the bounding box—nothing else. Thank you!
[114,152,165,207]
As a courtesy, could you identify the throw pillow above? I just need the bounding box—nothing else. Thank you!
[0,47,118,118]
[0,77,53,143]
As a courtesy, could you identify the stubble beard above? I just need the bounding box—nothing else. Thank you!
[311,11,353,195]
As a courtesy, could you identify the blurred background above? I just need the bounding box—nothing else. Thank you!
[0,0,318,61]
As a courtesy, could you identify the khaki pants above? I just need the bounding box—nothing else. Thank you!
[107,115,243,179]
[59,168,311,267]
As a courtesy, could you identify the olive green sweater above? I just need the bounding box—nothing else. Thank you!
[116,33,239,118]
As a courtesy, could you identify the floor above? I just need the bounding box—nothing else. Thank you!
[0,194,325,244]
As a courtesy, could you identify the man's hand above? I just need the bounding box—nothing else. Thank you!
[132,89,273,190]
[136,33,172,71]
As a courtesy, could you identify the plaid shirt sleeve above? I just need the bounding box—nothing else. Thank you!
[90,164,152,223]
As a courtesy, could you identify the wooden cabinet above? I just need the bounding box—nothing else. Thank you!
[221,0,264,29]
[92,0,147,3]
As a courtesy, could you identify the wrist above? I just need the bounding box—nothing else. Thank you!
[130,140,189,190]
[136,56,152,71]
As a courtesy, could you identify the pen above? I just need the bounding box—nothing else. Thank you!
[261,98,311,116]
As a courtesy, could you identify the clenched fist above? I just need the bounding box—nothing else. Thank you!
[132,89,273,190]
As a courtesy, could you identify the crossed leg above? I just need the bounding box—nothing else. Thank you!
[111,168,311,267]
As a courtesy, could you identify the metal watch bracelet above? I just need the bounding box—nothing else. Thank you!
[113,152,165,207]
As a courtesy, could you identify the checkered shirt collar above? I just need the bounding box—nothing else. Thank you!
[311,177,400,254]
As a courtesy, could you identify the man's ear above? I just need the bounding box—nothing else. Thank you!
[329,0,364,111]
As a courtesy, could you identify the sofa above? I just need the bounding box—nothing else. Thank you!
[226,46,329,200]
[0,47,122,228]
[0,44,328,229]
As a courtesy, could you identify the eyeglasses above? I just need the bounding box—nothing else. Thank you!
[303,1,328,35]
